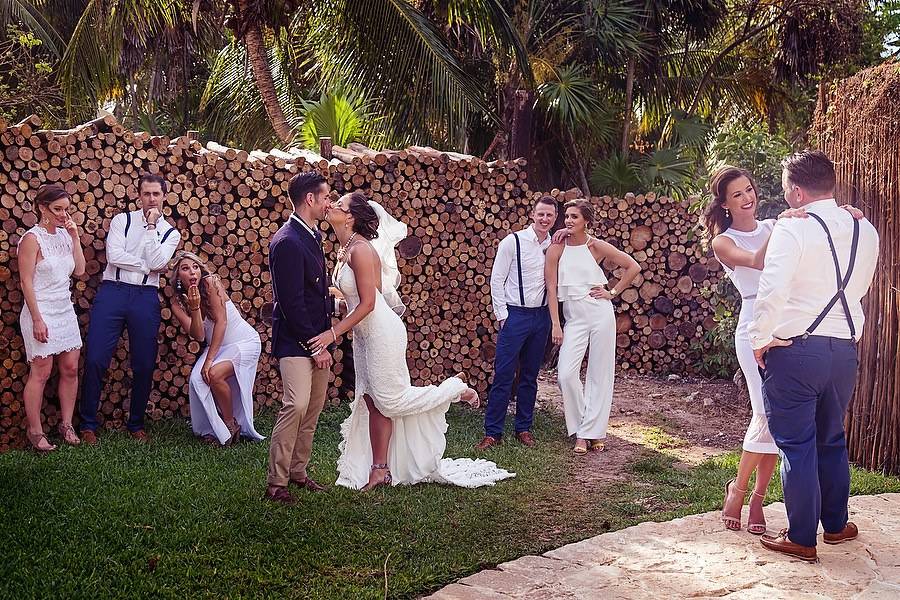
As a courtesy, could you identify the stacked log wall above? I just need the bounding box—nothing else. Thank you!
[0,116,717,450]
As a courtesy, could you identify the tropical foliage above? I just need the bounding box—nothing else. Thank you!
[2,0,897,194]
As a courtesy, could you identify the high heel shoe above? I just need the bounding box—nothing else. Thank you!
[26,430,57,453]
[747,490,767,535]
[225,419,241,446]
[57,423,81,446]
[361,463,392,491]
[721,478,747,531]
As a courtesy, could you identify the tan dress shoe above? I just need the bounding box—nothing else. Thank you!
[760,529,818,562]
[823,522,858,545]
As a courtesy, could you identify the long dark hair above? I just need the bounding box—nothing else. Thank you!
[564,199,595,228]
[703,166,758,242]
[347,192,380,240]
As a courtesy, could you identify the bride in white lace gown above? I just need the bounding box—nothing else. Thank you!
[308,192,515,490]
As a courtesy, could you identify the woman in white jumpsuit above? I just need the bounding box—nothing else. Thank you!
[545,199,641,456]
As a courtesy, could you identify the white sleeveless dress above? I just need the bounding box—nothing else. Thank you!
[716,220,778,455]
[18,226,82,361]
[334,261,515,489]
[188,300,265,445]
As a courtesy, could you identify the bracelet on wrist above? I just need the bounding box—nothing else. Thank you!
[330,327,338,343]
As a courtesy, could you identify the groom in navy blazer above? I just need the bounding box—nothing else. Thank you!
[265,171,334,504]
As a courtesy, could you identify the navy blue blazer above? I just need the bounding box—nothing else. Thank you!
[269,217,333,359]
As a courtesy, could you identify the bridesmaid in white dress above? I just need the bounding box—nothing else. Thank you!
[705,166,863,534]
[544,199,640,455]
[168,252,264,446]
[308,192,514,491]
[17,185,86,451]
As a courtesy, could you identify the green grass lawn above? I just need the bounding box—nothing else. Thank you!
[2,406,898,599]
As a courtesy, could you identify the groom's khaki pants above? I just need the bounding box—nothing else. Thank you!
[267,357,329,487]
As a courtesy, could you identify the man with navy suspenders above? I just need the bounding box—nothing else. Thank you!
[750,151,879,562]
[476,196,557,450]
[79,174,182,444]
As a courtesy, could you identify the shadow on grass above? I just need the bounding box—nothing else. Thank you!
[1,405,898,599]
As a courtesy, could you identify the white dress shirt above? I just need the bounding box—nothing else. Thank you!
[490,225,551,322]
[102,209,181,287]
[749,199,879,349]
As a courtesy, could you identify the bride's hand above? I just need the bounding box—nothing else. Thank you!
[551,324,563,345]
[308,329,337,355]
[329,286,345,300]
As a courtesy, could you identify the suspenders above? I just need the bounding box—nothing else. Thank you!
[115,211,132,281]
[512,232,547,308]
[115,210,175,285]
[803,214,860,342]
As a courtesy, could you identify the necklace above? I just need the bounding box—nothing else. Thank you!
[337,232,357,262]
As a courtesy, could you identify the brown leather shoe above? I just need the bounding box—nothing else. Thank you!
[515,431,536,447]
[760,529,818,562]
[289,476,327,492]
[823,522,858,545]
[474,435,502,451]
[80,431,99,446]
[130,430,150,444]
[264,486,297,505]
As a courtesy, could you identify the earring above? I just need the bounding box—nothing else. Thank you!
[724,207,730,218]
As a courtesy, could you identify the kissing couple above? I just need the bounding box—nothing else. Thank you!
[264,172,514,504]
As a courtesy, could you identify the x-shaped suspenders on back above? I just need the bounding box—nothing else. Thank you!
[513,233,546,307]
[803,213,861,342]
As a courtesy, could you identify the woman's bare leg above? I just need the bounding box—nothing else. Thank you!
[364,394,393,488]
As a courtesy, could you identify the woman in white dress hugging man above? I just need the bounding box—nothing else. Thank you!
[545,199,640,456]
[17,184,86,451]
[168,251,264,446]
[704,166,863,534]
[307,191,514,491]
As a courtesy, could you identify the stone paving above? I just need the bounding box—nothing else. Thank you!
[428,493,900,599]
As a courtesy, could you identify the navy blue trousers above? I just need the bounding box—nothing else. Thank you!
[484,306,551,438]
[762,336,858,547]
[80,281,162,432]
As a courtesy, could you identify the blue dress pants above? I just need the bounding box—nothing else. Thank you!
[762,335,858,547]
[80,281,162,432]
[484,306,551,438]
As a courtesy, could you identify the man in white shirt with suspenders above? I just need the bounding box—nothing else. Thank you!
[79,174,182,444]
[476,196,557,450]
[750,151,879,562]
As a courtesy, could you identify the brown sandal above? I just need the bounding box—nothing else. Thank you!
[225,419,241,446]
[57,423,81,446]
[26,430,57,453]
[747,490,767,535]
[590,440,606,452]
[573,439,588,455]
[721,478,746,531]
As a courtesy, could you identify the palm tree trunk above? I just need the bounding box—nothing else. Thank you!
[238,1,293,143]
[621,57,635,154]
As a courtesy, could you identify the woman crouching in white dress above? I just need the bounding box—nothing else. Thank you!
[307,192,515,491]
[168,252,264,446]
[545,199,640,456]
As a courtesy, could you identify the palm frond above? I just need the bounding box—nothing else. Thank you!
[536,64,602,130]
[0,0,64,56]
[310,0,496,148]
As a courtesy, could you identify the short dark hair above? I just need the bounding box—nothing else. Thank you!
[346,192,380,240]
[781,150,836,196]
[138,173,168,194]
[532,195,558,212]
[564,199,595,227]
[289,171,327,206]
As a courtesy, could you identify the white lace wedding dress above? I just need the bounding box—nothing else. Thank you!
[335,203,515,489]
[18,225,82,361]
